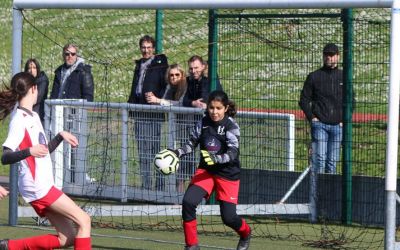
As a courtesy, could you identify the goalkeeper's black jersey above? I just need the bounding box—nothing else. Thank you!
[178,114,241,181]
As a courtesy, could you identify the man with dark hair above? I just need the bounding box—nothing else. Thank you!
[299,43,354,174]
[128,35,168,190]
[50,43,94,101]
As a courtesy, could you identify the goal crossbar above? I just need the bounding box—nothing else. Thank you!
[13,0,393,10]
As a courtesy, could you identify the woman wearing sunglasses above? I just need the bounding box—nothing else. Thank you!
[146,63,187,106]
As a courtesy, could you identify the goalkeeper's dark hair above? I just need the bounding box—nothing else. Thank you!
[207,90,237,117]
[0,72,36,120]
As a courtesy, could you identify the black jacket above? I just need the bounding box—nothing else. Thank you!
[50,62,94,101]
[128,54,168,104]
[299,66,353,125]
[182,76,222,107]
[33,71,49,123]
[177,115,241,181]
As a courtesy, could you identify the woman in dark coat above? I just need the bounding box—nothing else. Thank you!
[24,58,49,124]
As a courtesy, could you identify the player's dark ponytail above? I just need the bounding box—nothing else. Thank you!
[0,72,36,120]
[207,90,237,118]
[226,100,237,117]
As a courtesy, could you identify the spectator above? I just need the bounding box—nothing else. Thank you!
[146,64,193,192]
[128,35,168,190]
[24,58,49,124]
[50,43,94,101]
[299,43,354,174]
[50,44,95,185]
[146,63,187,106]
[182,55,222,109]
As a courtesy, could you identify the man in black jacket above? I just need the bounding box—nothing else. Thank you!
[50,44,94,101]
[182,55,222,108]
[299,43,351,174]
[50,44,95,184]
[128,35,168,190]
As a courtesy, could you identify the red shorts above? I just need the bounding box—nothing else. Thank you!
[30,186,63,217]
[190,168,240,204]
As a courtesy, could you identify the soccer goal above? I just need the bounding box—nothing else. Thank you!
[10,1,400,249]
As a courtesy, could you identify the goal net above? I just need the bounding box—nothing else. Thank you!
[9,2,395,249]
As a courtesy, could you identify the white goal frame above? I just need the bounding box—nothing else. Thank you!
[11,1,400,249]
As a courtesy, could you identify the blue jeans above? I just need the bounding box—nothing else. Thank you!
[311,121,342,174]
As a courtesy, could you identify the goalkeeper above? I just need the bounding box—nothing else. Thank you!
[169,90,251,250]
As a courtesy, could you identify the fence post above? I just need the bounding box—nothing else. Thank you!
[121,108,129,202]
[9,6,24,226]
[207,9,218,205]
[9,164,18,226]
[208,9,218,91]
[341,8,354,225]
[155,9,164,54]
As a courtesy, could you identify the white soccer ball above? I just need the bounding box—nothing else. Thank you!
[154,149,179,175]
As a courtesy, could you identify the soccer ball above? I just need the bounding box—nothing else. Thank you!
[154,149,179,175]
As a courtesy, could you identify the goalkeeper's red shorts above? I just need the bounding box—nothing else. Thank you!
[190,168,240,204]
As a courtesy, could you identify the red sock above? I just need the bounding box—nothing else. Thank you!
[74,237,92,250]
[237,219,251,239]
[8,234,60,250]
[183,219,198,246]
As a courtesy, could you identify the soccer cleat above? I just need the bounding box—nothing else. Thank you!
[236,233,251,250]
[184,244,200,250]
[0,239,9,250]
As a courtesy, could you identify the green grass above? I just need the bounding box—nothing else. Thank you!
[0,195,388,249]
[0,196,330,250]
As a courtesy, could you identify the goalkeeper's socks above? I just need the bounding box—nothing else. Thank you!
[74,237,92,250]
[8,234,60,250]
[183,219,198,246]
[236,218,251,239]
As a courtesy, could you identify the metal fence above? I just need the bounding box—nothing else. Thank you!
[44,99,295,204]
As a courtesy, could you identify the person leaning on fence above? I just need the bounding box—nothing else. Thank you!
[128,35,168,190]
[24,58,49,125]
[168,90,251,250]
[146,63,192,192]
[0,72,92,250]
[50,43,94,101]
[182,55,223,109]
[299,43,354,174]
[146,63,187,106]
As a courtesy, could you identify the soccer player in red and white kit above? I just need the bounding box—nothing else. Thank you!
[0,72,91,250]
[170,90,251,250]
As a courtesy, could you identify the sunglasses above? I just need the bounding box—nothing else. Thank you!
[170,73,181,77]
[64,52,77,57]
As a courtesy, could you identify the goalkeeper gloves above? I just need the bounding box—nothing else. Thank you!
[201,150,218,166]
[167,148,182,158]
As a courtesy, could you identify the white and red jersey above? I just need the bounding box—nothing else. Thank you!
[3,107,54,202]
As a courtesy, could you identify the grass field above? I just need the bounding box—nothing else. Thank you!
[0,196,324,250]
